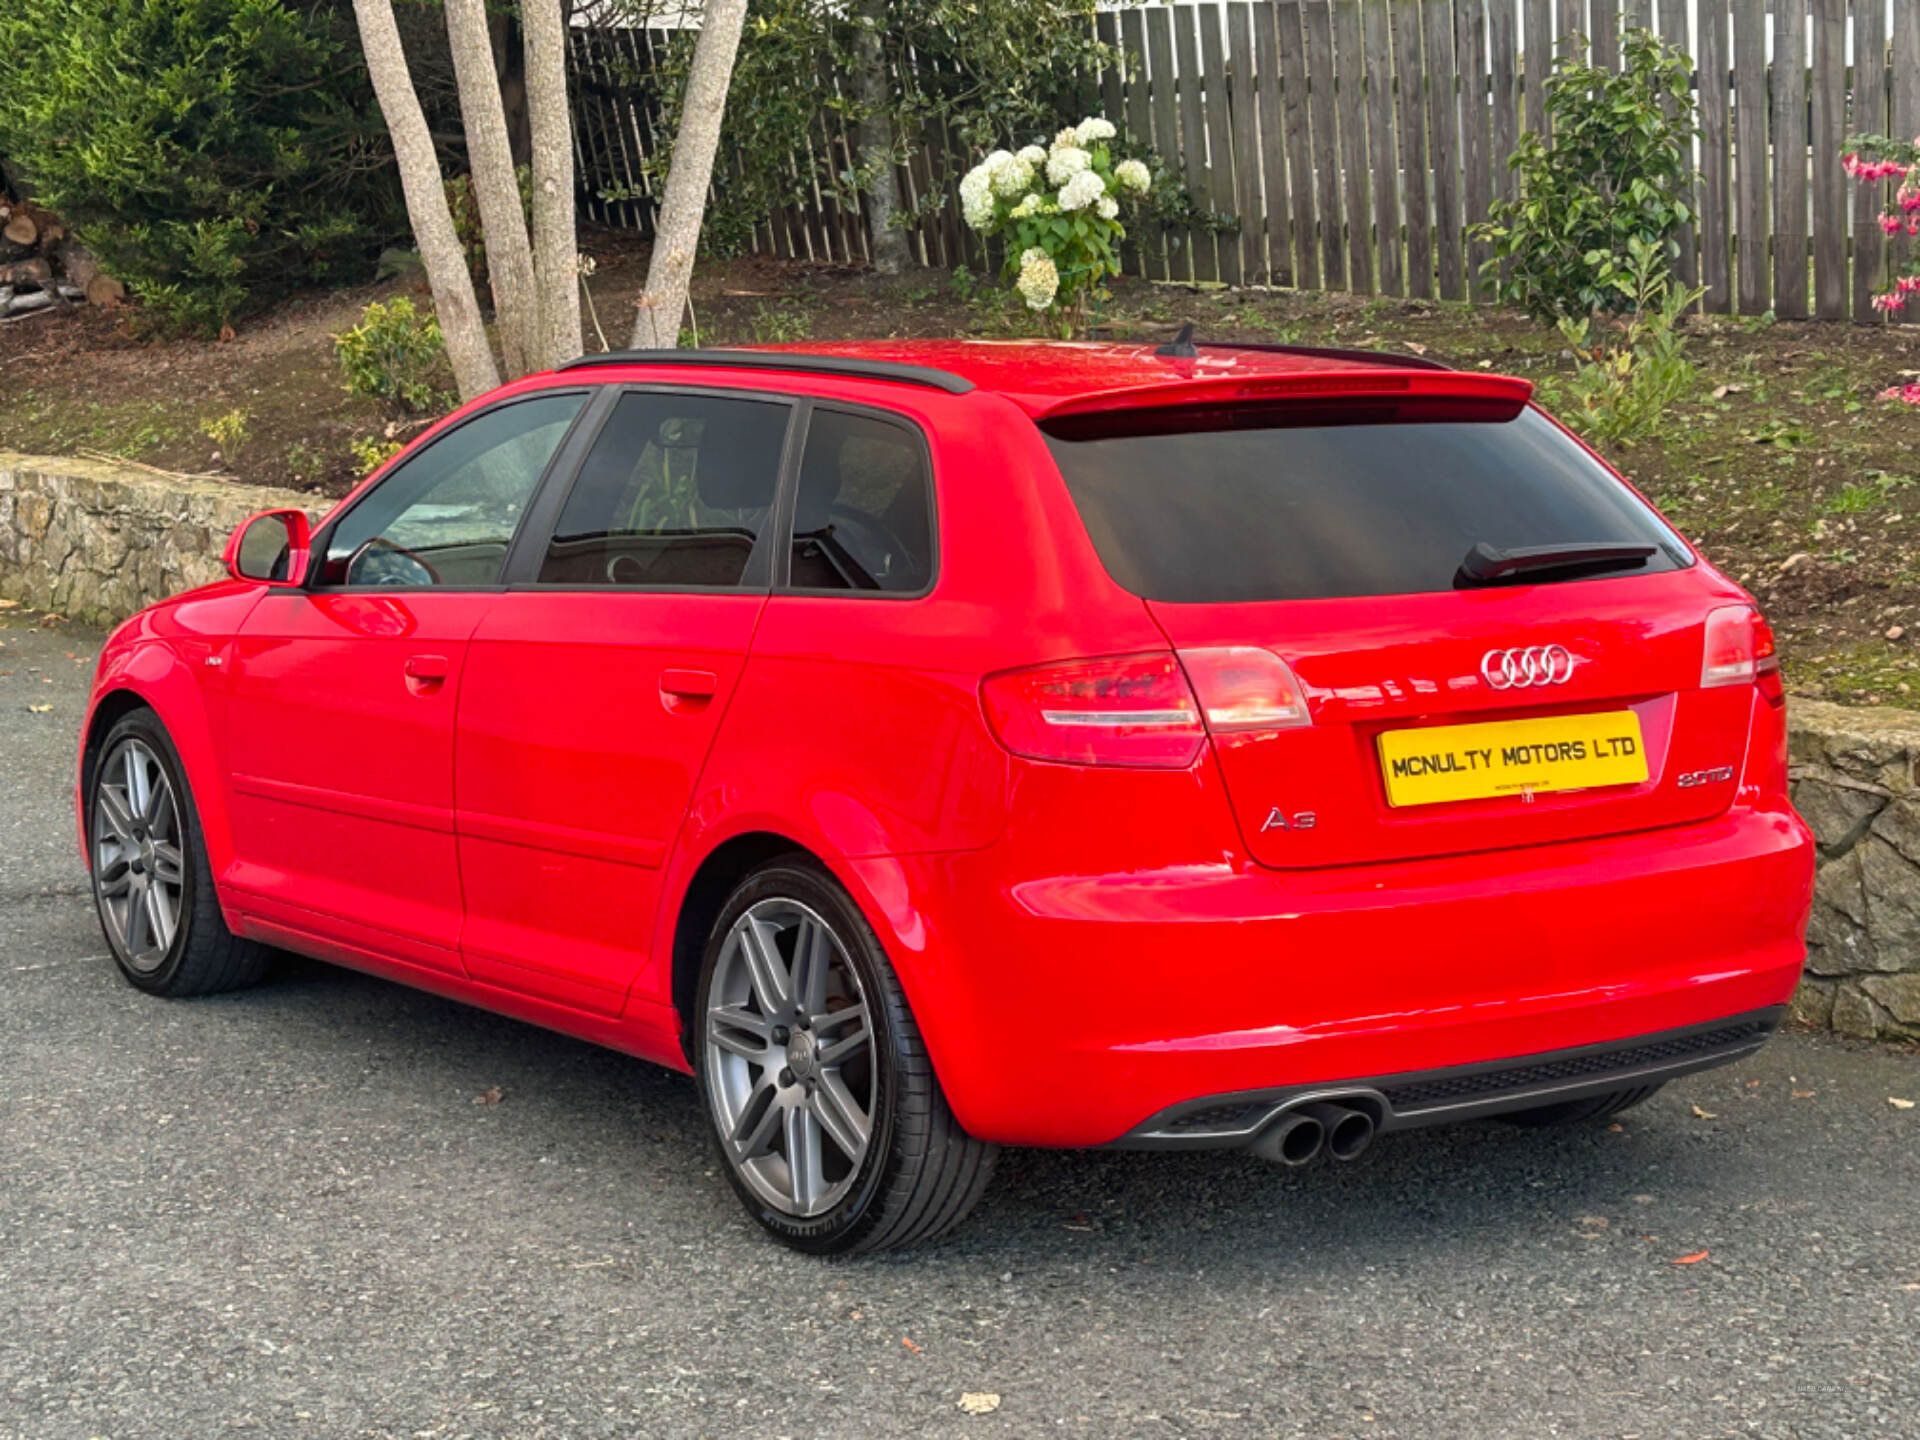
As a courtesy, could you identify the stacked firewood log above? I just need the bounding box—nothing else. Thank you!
[0,197,125,320]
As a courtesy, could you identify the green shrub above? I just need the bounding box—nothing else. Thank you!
[334,298,451,415]
[0,0,401,333]
[1547,238,1704,447]
[349,434,404,478]
[1474,30,1697,322]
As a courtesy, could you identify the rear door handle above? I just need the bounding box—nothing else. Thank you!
[659,668,719,699]
[405,653,449,684]
[659,668,719,714]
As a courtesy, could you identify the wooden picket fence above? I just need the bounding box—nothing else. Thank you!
[569,2,1920,320]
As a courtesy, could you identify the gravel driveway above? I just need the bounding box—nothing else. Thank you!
[4,611,1918,1440]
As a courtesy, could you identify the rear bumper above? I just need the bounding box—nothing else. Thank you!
[1115,1006,1784,1148]
[851,803,1812,1148]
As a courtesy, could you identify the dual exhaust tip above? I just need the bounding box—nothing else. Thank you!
[1249,1100,1378,1167]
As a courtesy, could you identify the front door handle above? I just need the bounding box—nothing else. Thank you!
[405,653,449,692]
[659,668,719,714]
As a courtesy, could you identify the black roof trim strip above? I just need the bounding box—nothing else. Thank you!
[1196,340,1453,372]
[555,348,975,394]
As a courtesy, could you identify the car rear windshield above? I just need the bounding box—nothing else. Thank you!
[1041,398,1689,604]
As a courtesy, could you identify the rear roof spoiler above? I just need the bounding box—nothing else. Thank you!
[1034,369,1533,422]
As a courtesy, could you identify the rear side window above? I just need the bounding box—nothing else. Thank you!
[1042,401,1688,604]
[788,408,934,593]
[539,390,790,588]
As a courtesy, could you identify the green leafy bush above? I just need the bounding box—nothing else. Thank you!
[0,0,401,332]
[348,434,404,478]
[334,298,451,415]
[1547,237,1704,447]
[1474,30,1697,322]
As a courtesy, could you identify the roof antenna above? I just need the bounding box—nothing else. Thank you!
[1155,322,1199,358]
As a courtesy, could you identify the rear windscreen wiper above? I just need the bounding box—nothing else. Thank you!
[1455,541,1658,588]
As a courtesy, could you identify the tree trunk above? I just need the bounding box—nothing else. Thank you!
[351,0,500,401]
[853,0,911,275]
[445,0,540,377]
[629,0,751,348]
[522,0,582,366]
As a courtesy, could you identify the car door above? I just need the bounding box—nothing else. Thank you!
[225,389,591,973]
[453,386,796,1014]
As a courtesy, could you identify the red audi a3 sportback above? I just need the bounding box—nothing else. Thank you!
[76,338,1813,1252]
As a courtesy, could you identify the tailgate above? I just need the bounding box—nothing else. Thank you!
[1150,572,1754,868]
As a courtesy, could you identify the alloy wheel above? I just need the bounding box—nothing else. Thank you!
[93,738,186,973]
[703,898,876,1218]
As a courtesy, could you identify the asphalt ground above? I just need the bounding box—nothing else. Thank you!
[3,609,1919,1440]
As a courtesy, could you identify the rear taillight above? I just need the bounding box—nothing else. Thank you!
[1177,646,1312,735]
[1701,604,1783,705]
[980,652,1205,768]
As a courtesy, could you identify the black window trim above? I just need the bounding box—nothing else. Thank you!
[502,380,805,596]
[299,386,600,596]
[773,397,940,601]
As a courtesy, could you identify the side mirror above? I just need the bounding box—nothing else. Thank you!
[224,509,311,587]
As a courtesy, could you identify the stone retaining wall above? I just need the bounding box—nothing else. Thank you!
[1789,700,1920,1041]
[0,451,316,627]
[2,451,1918,1041]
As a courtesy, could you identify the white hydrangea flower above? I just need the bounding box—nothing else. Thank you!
[1046,145,1092,185]
[1017,144,1047,166]
[991,153,1034,198]
[1052,126,1080,152]
[959,162,996,231]
[1058,167,1107,212]
[1009,192,1045,219]
[1075,116,1117,146]
[1015,247,1059,310]
[1097,195,1120,221]
[1114,158,1152,195]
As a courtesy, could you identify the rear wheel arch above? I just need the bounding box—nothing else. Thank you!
[670,832,817,1063]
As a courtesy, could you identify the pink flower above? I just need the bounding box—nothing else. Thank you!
[1879,384,1920,405]
[1881,212,1904,234]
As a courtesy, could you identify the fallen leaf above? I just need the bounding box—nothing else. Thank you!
[1606,1122,1625,1133]
[1670,1250,1710,1266]
[1690,1105,1718,1120]
[957,1393,1001,1415]
[1892,1097,1916,1110]
[1403,341,1428,355]
[472,1086,503,1106]
[1903,1283,1920,1291]
[1792,1090,1815,1099]
[1711,382,1747,399]
[26,704,52,714]
[1577,1215,1610,1229]
[901,1336,922,1355]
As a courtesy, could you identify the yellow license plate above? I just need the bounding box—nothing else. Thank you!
[1377,711,1648,808]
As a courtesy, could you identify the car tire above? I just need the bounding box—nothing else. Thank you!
[695,857,998,1254]
[88,709,271,998]
[1500,1083,1665,1128]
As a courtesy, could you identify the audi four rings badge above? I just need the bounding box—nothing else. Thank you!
[1480,645,1575,689]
